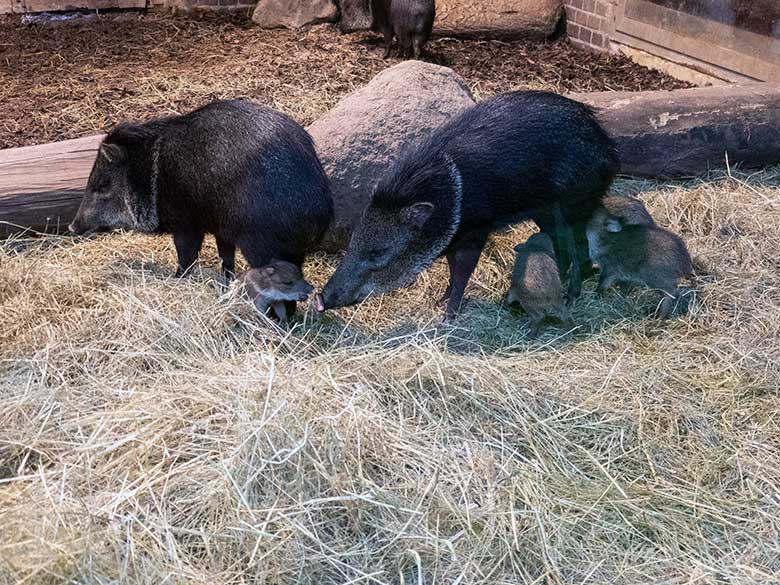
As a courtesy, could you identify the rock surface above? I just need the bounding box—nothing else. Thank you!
[252,0,338,29]
[434,0,563,38]
[307,61,476,251]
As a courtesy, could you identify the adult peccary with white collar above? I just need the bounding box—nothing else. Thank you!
[316,91,619,320]
[69,100,334,284]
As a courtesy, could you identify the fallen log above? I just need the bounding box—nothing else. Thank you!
[2,84,779,239]
[570,84,780,178]
[0,134,103,237]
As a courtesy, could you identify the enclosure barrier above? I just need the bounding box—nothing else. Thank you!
[1,85,779,238]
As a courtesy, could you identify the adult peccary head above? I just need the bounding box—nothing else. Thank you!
[69,100,333,288]
[318,152,462,310]
[70,124,163,235]
[318,91,619,319]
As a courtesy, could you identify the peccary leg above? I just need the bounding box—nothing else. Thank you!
[412,36,423,59]
[381,25,394,58]
[216,238,236,281]
[271,301,289,324]
[444,232,488,320]
[173,230,205,276]
[597,269,617,295]
[527,309,545,338]
[552,203,582,305]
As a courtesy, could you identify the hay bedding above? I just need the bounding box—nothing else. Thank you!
[1,168,779,583]
[0,10,777,585]
[0,11,689,149]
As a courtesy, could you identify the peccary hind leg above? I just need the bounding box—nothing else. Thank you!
[216,237,236,281]
[173,230,205,276]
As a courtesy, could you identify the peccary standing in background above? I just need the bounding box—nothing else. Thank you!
[508,233,574,337]
[317,91,619,320]
[587,196,693,319]
[371,0,436,58]
[69,100,333,302]
[238,261,314,324]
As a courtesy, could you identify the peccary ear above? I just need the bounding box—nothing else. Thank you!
[99,143,125,163]
[400,202,434,228]
[606,218,623,233]
[263,265,276,275]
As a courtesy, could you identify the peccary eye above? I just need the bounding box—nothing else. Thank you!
[282,280,294,286]
[368,247,388,260]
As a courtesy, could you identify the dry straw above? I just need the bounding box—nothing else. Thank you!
[1,167,779,583]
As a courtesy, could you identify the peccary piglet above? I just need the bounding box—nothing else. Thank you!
[587,196,693,319]
[319,91,619,320]
[238,261,314,324]
[69,99,333,310]
[371,0,435,58]
[508,233,574,337]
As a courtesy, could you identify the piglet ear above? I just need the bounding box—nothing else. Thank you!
[606,218,622,233]
[99,143,125,163]
[400,202,434,228]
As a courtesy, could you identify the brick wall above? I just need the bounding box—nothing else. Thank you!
[150,0,255,10]
[563,0,617,52]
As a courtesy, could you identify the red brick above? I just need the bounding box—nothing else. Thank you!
[582,0,596,12]
[567,21,582,38]
[595,1,608,16]
[587,13,604,30]
[568,0,584,9]
[591,31,606,47]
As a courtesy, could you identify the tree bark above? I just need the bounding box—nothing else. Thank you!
[570,84,780,178]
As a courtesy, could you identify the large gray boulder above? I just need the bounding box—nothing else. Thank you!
[252,0,338,29]
[308,61,476,251]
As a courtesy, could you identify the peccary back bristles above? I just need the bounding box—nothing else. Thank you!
[103,100,333,268]
[375,90,620,234]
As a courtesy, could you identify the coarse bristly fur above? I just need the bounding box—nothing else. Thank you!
[69,100,334,279]
[587,196,694,319]
[320,90,620,317]
[508,232,574,336]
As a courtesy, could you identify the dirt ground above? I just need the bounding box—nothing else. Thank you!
[0,11,689,149]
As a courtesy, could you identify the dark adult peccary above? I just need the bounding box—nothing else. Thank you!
[508,233,574,337]
[69,100,333,284]
[371,0,435,59]
[316,91,619,320]
[238,260,314,324]
[587,196,693,320]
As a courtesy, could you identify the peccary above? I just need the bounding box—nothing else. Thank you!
[69,100,333,290]
[238,260,314,323]
[587,196,693,319]
[371,0,436,59]
[508,233,574,337]
[317,91,619,320]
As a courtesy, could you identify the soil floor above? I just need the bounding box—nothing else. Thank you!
[0,10,690,149]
